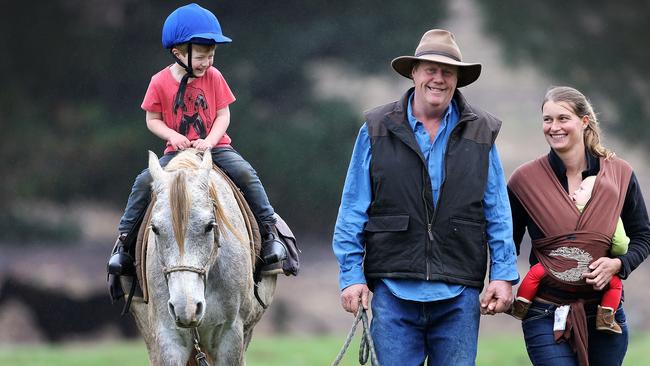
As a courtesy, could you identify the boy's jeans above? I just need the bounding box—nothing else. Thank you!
[118,147,275,234]
[370,281,480,366]
[521,301,628,366]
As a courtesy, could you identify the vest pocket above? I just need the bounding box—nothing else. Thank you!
[364,215,410,232]
[444,216,487,279]
[364,215,413,272]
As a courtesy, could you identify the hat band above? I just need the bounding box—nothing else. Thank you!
[414,50,460,62]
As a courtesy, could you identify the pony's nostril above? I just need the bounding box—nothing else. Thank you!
[195,301,204,319]
[168,301,176,319]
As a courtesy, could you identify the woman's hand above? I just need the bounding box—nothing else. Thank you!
[582,257,622,290]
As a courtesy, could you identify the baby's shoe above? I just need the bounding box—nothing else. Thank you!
[596,305,622,334]
[508,297,532,320]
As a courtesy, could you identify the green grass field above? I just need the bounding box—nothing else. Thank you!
[1,332,649,365]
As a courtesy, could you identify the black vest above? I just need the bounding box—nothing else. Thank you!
[363,88,501,288]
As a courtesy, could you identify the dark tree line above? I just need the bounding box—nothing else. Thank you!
[478,0,650,144]
[1,1,448,240]
[4,1,648,242]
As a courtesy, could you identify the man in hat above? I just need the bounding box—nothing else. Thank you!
[332,29,519,365]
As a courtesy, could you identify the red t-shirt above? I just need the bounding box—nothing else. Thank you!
[141,66,236,154]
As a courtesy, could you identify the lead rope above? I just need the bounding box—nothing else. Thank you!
[191,328,210,366]
[331,303,379,366]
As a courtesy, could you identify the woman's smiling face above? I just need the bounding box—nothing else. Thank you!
[542,100,588,154]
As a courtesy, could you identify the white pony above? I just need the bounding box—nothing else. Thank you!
[124,149,276,366]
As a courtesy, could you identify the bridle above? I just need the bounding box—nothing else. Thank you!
[156,205,221,285]
[163,265,208,279]
[155,223,220,366]
[158,232,219,288]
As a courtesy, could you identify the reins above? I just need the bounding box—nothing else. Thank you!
[191,328,210,366]
[331,304,379,366]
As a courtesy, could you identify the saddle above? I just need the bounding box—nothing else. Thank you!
[133,165,299,303]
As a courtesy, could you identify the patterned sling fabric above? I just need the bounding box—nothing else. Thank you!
[510,156,631,289]
[509,155,632,366]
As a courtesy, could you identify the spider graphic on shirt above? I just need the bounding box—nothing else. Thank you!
[176,86,212,139]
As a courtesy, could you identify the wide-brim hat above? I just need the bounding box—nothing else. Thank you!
[391,29,481,88]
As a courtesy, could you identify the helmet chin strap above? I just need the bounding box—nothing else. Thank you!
[172,42,196,114]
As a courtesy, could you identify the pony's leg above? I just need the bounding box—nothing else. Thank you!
[147,327,192,366]
[242,274,277,350]
[211,323,246,366]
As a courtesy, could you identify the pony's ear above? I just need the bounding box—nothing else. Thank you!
[200,149,213,172]
[148,150,166,182]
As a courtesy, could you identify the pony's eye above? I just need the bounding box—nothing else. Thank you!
[205,220,216,233]
[151,224,160,235]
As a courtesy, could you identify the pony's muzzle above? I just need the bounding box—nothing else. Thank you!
[168,299,205,328]
[164,269,207,327]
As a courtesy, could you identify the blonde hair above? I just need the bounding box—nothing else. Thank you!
[543,86,614,158]
[172,43,217,56]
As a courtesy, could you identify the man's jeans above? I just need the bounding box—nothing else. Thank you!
[521,301,628,366]
[370,281,480,366]
[118,147,275,234]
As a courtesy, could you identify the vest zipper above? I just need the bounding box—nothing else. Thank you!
[424,112,478,280]
[427,222,434,280]
[424,168,433,280]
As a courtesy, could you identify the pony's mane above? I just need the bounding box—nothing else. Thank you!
[163,151,246,250]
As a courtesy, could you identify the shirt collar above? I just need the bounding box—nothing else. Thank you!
[547,148,600,191]
[406,93,456,132]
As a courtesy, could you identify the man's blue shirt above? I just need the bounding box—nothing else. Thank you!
[332,95,519,301]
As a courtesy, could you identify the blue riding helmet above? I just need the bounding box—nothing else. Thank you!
[162,3,231,49]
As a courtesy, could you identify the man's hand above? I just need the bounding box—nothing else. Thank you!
[480,280,513,315]
[583,257,622,290]
[340,284,369,314]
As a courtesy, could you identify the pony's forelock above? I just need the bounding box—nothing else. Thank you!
[169,170,191,256]
[162,149,244,255]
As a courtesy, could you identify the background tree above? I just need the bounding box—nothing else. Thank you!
[479,0,650,144]
[1,0,448,241]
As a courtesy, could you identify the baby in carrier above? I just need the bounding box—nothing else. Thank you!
[510,175,628,334]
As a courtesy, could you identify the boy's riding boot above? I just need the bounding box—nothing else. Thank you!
[596,305,622,334]
[107,233,135,276]
[508,297,532,320]
[260,223,287,275]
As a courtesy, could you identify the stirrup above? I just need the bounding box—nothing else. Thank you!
[261,234,287,265]
[107,234,135,276]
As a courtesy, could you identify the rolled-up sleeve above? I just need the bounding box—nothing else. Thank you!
[484,145,520,284]
[332,124,372,290]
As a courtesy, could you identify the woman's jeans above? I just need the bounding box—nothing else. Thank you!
[118,147,275,234]
[522,301,628,366]
[370,281,480,366]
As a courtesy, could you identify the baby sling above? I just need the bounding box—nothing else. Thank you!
[509,155,632,366]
